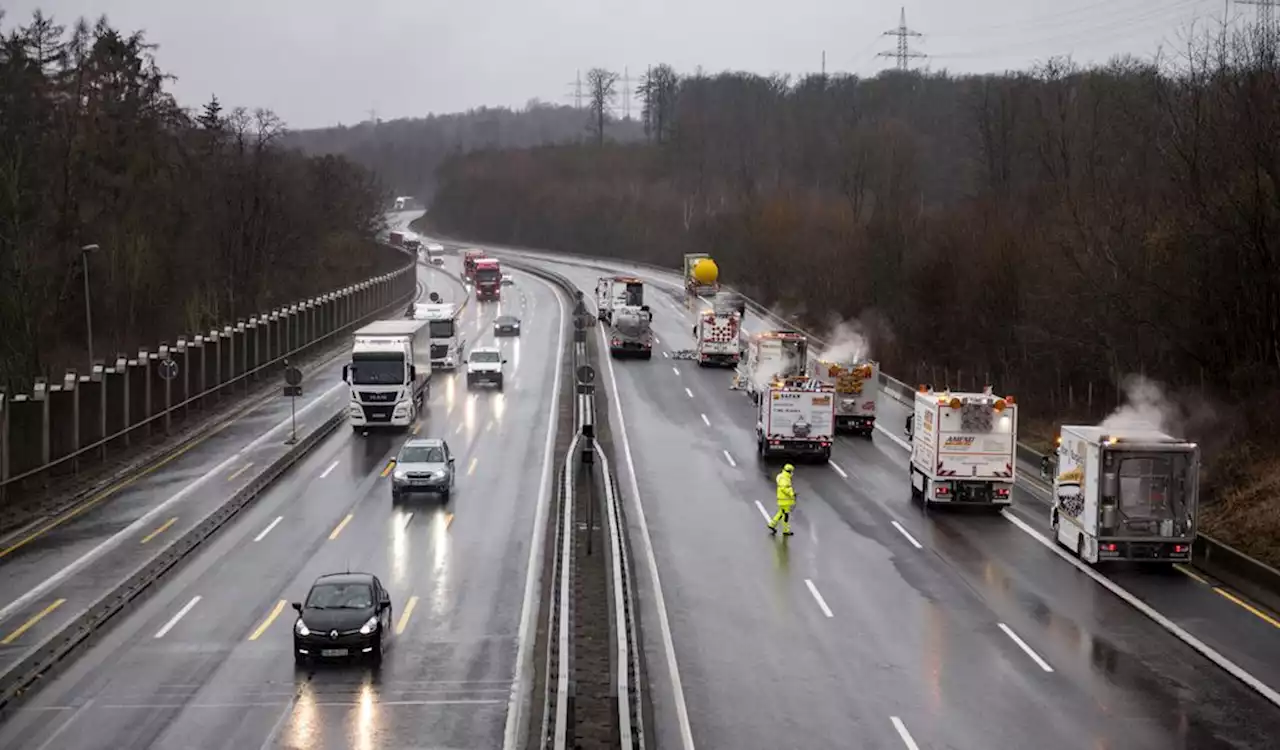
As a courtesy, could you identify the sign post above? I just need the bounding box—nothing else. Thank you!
[158,357,178,435]
[283,361,303,444]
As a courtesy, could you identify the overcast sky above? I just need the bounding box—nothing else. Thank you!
[1,0,1253,129]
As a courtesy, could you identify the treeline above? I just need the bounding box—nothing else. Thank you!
[284,101,645,199]
[0,11,390,390]
[427,32,1280,452]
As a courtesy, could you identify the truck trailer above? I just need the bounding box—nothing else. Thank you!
[1050,424,1199,564]
[683,253,720,297]
[810,359,878,435]
[595,275,645,326]
[462,249,485,282]
[756,375,835,462]
[344,319,433,429]
[908,386,1018,509]
[693,307,742,367]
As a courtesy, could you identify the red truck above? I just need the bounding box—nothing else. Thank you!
[475,258,502,301]
[463,249,485,282]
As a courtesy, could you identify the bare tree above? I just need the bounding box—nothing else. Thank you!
[586,68,619,146]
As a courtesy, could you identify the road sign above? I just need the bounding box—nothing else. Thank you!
[577,365,595,384]
[283,385,303,397]
[158,359,178,381]
[284,366,303,386]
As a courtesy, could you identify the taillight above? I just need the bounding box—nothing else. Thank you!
[934,486,950,496]
[1173,544,1189,554]
[996,487,1010,498]
[1102,543,1118,552]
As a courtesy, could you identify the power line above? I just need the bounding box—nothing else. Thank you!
[1237,0,1279,45]
[878,7,927,71]
[565,70,583,109]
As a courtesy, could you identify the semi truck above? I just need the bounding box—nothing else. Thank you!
[683,253,720,297]
[756,375,835,462]
[907,386,1018,509]
[474,258,502,301]
[1050,424,1199,564]
[693,307,742,367]
[607,305,654,359]
[595,275,645,326]
[344,319,433,430]
[809,359,878,435]
[412,302,464,369]
[463,249,485,282]
[737,330,809,403]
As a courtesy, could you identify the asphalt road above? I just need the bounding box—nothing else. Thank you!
[0,258,566,750]
[502,250,1280,750]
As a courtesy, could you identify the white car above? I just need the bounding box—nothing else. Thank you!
[501,273,514,286]
[466,347,506,389]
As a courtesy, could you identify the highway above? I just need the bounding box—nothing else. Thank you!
[498,249,1280,750]
[0,254,568,750]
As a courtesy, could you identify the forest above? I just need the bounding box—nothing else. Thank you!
[424,28,1280,560]
[0,11,390,391]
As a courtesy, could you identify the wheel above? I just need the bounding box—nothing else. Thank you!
[496,377,504,390]
[643,351,653,360]
[369,636,383,666]
[441,488,451,502]
[1076,535,1084,559]
[391,488,402,502]
[820,447,831,463]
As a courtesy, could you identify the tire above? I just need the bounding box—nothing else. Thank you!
[496,377,504,390]
[441,488,451,502]
[820,447,832,463]
[643,351,652,360]
[391,489,400,502]
[369,636,383,667]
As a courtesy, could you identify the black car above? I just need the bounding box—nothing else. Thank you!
[493,314,521,336]
[292,572,392,665]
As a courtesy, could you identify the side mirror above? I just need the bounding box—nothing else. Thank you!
[342,365,349,383]
[291,602,302,613]
[409,365,416,381]
[502,359,508,365]
[448,457,455,464]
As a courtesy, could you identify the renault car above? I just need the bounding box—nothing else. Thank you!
[292,572,392,666]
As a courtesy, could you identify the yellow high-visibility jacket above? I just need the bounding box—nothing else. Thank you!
[775,470,796,507]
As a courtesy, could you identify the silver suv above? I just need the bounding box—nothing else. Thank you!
[391,438,455,500]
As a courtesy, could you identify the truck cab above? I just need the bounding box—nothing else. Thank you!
[737,331,809,402]
[344,320,433,429]
[474,258,502,301]
[462,249,485,282]
[424,243,445,266]
[411,302,464,369]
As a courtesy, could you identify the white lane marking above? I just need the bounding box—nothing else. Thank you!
[700,413,710,427]
[0,381,347,628]
[319,460,339,478]
[504,273,569,750]
[253,516,284,543]
[804,579,834,618]
[671,366,680,376]
[722,450,737,468]
[891,521,923,550]
[684,387,694,399]
[663,351,670,358]
[753,500,773,523]
[1001,510,1280,706]
[830,461,849,479]
[154,596,201,639]
[890,717,921,750]
[998,622,1055,672]
[875,421,912,451]
[595,319,697,750]
[401,512,415,530]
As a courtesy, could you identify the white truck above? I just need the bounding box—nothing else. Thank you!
[809,359,878,435]
[1050,424,1199,564]
[411,302,464,369]
[692,306,742,367]
[344,319,432,429]
[756,375,835,462]
[737,331,809,403]
[608,305,654,359]
[424,242,445,266]
[595,275,645,326]
[907,386,1018,509]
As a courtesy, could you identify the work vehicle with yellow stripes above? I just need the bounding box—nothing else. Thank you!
[908,386,1018,509]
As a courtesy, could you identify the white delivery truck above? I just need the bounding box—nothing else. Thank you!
[1050,424,1199,564]
[810,359,878,435]
[737,331,809,403]
[693,306,742,367]
[595,275,645,326]
[908,386,1018,509]
[411,302,464,369]
[344,319,433,429]
[756,375,836,462]
[424,242,445,266]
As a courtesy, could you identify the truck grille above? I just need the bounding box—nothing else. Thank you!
[359,391,396,403]
[361,405,394,421]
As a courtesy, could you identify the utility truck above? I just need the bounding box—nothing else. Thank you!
[692,305,742,367]
[462,249,485,282]
[809,359,879,435]
[424,243,445,266]
[756,375,835,462]
[411,302,464,369]
[595,275,645,326]
[1050,425,1199,564]
[737,331,809,403]
[474,258,502,301]
[683,253,720,297]
[907,386,1018,509]
[607,305,654,359]
[344,319,432,430]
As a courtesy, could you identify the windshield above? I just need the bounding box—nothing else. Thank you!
[470,351,500,363]
[400,446,444,463]
[306,582,373,610]
[623,282,643,306]
[351,353,404,385]
[429,319,455,338]
[476,268,500,283]
[498,316,517,324]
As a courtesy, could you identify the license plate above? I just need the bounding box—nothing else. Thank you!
[321,648,348,657]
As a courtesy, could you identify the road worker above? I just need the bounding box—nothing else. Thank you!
[768,464,796,536]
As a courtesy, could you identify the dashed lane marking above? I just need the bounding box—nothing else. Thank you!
[998,622,1055,672]
[700,413,710,426]
[722,450,736,468]
[804,579,834,618]
[140,517,178,544]
[227,462,254,482]
[329,514,354,540]
[685,388,694,399]
[319,460,339,479]
[396,595,419,635]
[1,599,65,645]
[891,521,923,550]
[830,462,849,479]
[254,516,284,542]
[154,596,201,639]
[248,599,287,641]
[890,717,921,750]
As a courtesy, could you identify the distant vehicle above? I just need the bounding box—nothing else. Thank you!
[493,315,521,337]
[462,249,485,282]
[693,307,742,367]
[608,305,654,359]
[809,359,879,435]
[388,230,405,247]
[756,375,835,462]
[425,243,445,266]
[909,386,1018,510]
[501,273,514,286]
[737,330,808,404]
[391,437,455,500]
[292,572,392,666]
[474,258,502,301]
[466,346,507,389]
[344,319,432,429]
[412,302,464,370]
[595,275,644,326]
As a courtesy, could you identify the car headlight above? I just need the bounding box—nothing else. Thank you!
[359,615,380,635]
[295,620,310,636]
[393,469,407,480]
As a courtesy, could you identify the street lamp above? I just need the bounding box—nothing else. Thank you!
[81,244,100,366]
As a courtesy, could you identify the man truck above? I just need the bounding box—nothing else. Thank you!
[756,375,835,462]
[1050,424,1199,564]
[474,258,502,301]
[344,319,432,430]
[810,359,879,435]
[907,386,1018,509]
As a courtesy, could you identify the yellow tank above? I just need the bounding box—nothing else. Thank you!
[692,258,719,285]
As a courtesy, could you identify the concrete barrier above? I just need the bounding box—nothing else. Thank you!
[0,262,418,504]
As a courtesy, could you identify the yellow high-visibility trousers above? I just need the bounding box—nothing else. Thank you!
[768,506,794,534]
